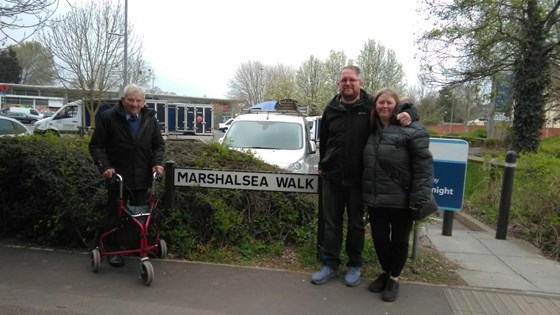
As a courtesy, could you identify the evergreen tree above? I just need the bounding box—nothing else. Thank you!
[0,47,22,83]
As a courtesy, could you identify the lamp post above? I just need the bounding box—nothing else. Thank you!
[123,0,128,91]
[114,0,128,96]
[444,94,455,134]
[148,68,155,92]
[449,98,454,133]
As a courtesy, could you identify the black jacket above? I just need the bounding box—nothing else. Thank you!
[89,102,165,190]
[319,89,418,187]
[362,118,433,209]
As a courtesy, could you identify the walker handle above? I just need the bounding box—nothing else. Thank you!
[114,173,123,199]
[152,172,158,192]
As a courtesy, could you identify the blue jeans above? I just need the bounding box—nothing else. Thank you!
[319,178,365,268]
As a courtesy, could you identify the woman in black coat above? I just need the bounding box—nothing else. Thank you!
[362,88,433,302]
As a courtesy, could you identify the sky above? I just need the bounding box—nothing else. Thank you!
[62,0,426,99]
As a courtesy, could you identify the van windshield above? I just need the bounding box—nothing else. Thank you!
[224,121,302,150]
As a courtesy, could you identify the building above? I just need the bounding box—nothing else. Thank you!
[0,83,242,127]
[545,101,560,128]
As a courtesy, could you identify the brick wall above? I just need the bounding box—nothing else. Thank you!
[426,123,560,138]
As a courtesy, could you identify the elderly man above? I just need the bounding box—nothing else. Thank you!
[89,83,165,267]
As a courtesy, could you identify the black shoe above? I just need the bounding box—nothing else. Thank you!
[108,255,125,267]
[382,278,399,302]
[368,272,389,293]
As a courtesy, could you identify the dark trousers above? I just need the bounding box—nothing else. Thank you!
[368,206,413,277]
[103,189,148,250]
[320,178,365,268]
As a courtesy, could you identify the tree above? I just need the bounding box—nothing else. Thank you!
[414,91,442,125]
[406,78,442,124]
[0,46,22,83]
[38,0,145,127]
[356,39,406,94]
[295,56,325,115]
[448,83,487,129]
[0,0,58,46]
[127,49,153,90]
[12,41,55,85]
[263,63,296,101]
[418,0,560,153]
[323,50,347,97]
[509,0,552,153]
[226,60,266,106]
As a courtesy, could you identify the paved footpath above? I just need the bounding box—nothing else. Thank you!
[0,245,558,314]
[424,211,560,314]
[1,212,560,315]
[0,244,454,315]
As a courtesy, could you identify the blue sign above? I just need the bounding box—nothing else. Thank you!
[429,138,469,211]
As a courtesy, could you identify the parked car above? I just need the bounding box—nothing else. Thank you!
[5,111,40,124]
[220,99,316,174]
[218,118,235,132]
[0,115,32,137]
[7,107,42,124]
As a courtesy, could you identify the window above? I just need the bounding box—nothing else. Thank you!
[55,105,78,119]
[0,119,27,136]
[0,120,12,135]
[12,121,28,134]
[224,121,302,150]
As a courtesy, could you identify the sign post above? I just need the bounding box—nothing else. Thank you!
[429,138,469,236]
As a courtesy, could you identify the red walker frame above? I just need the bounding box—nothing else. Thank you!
[90,172,166,286]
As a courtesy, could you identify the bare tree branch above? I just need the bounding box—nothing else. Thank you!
[0,0,59,47]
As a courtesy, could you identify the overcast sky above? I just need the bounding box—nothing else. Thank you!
[61,0,425,99]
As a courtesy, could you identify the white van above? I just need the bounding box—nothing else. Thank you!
[220,100,317,174]
[33,100,115,135]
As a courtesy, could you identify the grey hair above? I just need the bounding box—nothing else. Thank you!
[123,83,146,97]
[339,65,362,79]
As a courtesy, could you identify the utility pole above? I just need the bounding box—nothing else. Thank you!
[117,0,128,96]
[123,0,128,90]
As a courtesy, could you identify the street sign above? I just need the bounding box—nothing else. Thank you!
[174,168,319,194]
[429,138,469,211]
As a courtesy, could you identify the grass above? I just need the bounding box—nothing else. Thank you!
[222,237,466,286]
[174,220,468,287]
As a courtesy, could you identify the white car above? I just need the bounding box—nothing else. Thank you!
[218,118,235,132]
[8,107,43,123]
[0,115,32,137]
[220,100,316,174]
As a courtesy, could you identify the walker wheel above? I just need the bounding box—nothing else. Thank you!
[91,249,101,273]
[157,239,167,259]
[140,260,154,286]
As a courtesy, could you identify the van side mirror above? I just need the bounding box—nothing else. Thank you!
[308,140,316,154]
